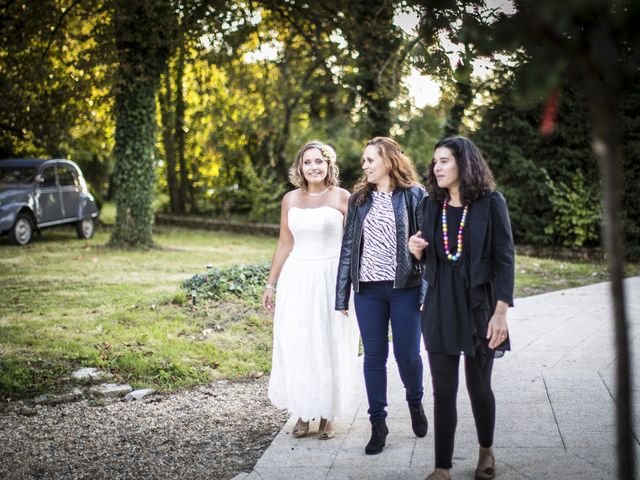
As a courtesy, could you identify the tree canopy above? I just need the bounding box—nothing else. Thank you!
[1,0,637,261]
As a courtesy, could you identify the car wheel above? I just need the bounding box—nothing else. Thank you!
[76,217,96,239]
[8,213,34,246]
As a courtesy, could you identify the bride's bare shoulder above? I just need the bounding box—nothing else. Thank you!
[282,188,302,206]
[335,187,351,199]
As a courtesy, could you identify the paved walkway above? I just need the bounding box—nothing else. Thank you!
[235,278,640,480]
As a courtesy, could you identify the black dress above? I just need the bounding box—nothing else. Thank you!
[421,204,503,358]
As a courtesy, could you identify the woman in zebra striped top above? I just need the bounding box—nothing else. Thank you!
[336,137,428,455]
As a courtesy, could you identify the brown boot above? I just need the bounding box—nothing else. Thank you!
[425,468,452,480]
[475,447,495,480]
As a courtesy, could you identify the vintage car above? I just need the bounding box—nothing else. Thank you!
[0,158,99,245]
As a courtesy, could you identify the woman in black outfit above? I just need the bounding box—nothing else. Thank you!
[409,136,514,480]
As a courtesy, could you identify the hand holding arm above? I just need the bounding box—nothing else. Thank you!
[408,230,429,260]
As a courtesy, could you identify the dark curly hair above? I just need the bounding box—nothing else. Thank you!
[425,136,495,204]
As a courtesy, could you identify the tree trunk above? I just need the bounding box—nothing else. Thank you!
[110,81,158,247]
[109,0,174,248]
[589,91,635,480]
[189,162,198,213]
[274,103,292,182]
[175,41,188,214]
[159,70,179,213]
[579,25,635,475]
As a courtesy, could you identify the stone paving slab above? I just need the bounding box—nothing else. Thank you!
[242,278,639,480]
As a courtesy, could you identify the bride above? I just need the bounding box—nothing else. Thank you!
[263,141,360,440]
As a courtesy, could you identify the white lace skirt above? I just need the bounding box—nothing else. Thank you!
[268,255,360,421]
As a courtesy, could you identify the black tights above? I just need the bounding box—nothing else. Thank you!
[428,351,495,469]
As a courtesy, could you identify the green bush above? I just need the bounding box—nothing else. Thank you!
[544,171,602,247]
[183,263,270,301]
[622,81,640,262]
[202,161,285,224]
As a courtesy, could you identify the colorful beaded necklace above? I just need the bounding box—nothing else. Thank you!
[442,200,469,262]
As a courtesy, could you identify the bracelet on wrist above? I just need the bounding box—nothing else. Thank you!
[265,283,276,290]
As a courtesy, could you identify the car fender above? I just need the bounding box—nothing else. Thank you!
[0,195,36,233]
[78,193,99,220]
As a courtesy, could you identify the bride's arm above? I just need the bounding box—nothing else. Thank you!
[262,191,295,311]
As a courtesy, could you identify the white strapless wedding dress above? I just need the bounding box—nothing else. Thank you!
[268,206,360,421]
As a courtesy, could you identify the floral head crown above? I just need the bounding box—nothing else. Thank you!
[320,144,337,164]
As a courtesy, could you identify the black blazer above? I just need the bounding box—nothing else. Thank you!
[420,191,515,306]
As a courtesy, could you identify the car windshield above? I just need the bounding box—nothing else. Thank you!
[0,166,38,187]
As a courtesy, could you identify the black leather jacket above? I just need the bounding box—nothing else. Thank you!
[335,185,426,310]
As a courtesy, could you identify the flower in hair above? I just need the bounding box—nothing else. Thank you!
[320,145,337,164]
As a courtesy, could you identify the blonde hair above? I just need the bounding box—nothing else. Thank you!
[353,137,418,204]
[288,141,340,190]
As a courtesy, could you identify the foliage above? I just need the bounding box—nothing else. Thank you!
[2,0,637,260]
[396,102,446,179]
[473,66,601,246]
[280,0,411,139]
[157,1,232,215]
[183,263,270,301]
[339,0,405,137]
[409,0,505,137]
[202,159,286,223]
[153,3,355,218]
[473,68,552,244]
[544,171,602,247]
[621,80,640,262]
[0,0,114,193]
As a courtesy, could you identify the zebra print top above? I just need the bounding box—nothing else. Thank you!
[360,191,397,282]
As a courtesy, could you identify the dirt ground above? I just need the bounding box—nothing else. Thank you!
[0,377,287,480]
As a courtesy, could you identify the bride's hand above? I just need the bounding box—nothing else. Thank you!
[262,288,275,312]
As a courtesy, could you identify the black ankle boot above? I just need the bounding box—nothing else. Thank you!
[408,402,428,438]
[365,420,389,455]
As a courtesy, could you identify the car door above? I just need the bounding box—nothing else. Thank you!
[36,165,62,225]
[57,164,80,220]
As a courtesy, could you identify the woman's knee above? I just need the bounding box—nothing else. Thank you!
[466,382,495,405]
[431,375,458,402]
[394,349,422,372]
[363,344,389,368]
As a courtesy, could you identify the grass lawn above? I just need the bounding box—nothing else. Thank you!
[0,226,276,399]
[1,225,638,400]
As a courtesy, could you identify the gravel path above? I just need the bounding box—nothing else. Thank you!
[0,377,287,480]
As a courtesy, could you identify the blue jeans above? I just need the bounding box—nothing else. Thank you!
[354,281,424,422]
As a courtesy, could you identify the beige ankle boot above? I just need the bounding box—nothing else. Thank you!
[475,446,495,480]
